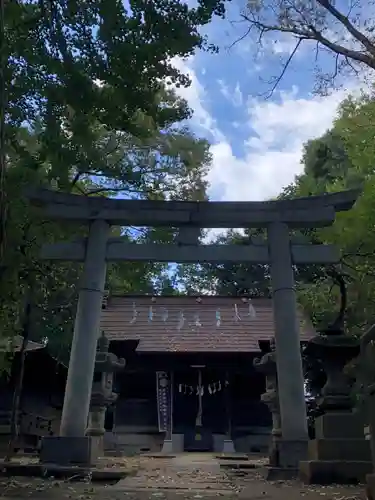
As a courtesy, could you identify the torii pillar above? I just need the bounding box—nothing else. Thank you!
[268,221,308,468]
[41,219,110,465]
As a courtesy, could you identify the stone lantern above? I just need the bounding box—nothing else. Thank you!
[305,324,360,413]
[254,338,281,466]
[300,297,371,483]
[86,332,125,456]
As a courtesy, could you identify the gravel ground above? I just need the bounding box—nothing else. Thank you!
[0,455,367,500]
[0,475,366,500]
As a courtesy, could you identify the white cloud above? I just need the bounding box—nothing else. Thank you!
[172,57,360,202]
[218,80,243,107]
[171,57,224,143]
[207,88,352,201]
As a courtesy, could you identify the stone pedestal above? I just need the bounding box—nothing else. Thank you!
[278,440,308,469]
[222,439,236,453]
[300,411,371,484]
[161,439,174,454]
[86,398,114,458]
[367,473,375,500]
[40,436,97,466]
[161,433,184,454]
[300,329,371,484]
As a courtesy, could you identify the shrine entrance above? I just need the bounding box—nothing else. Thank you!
[173,367,227,452]
[26,187,360,468]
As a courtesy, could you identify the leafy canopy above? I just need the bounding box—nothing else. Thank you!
[0,0,226,364]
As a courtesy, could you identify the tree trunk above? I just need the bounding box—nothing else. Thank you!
[4,291,32,463]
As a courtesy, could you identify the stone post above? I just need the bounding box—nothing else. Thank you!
[40,220,110,465]
[267,221,308,467]
[254,339,281,466]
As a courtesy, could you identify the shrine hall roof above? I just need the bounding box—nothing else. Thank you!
[100,295,316,353]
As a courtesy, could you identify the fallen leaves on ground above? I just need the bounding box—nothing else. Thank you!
[0,456,367,500]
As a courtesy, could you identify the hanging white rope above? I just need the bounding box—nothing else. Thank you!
[148,305,154,322]
[194,312,202,328]
[234,303,241,321]
[177,310,185,330]
[129,302,138,324]
[248,301,256,319]
[178,380,227,396]
[161,307,168,322]
[128,299,256,328]
[215,309,221,327]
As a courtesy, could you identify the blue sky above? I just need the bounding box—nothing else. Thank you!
[172,0,365,203]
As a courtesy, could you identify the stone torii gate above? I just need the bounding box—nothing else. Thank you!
[27,188,360,468]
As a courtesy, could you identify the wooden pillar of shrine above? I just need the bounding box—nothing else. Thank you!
[223,371,235,453]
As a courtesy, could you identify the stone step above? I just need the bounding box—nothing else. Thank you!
[215,453,249,461]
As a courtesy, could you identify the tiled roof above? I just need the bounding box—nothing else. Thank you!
[100,295,316,353]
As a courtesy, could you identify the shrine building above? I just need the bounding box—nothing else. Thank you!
[100,294,316,454]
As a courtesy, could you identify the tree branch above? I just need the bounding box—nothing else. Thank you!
[316,0,375,58]
[70,171,82,188]
[307,23,375,69]
[241,14,375,70]
[265,38,304,98]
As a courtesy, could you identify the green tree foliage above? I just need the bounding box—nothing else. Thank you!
[5,0,226,139]
[1,0,223,365]
[178,229,270,297]
[1,119,212,364]
[278,93,375,335]
[4,0,224,193]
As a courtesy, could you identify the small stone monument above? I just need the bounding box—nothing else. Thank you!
[254,339,281,467]
[86,332,125,459]
[300,304,371,484]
